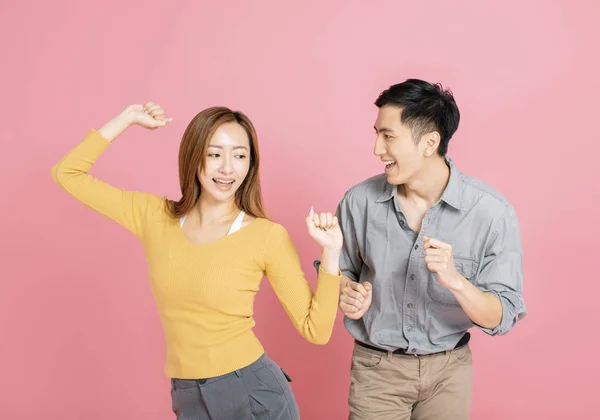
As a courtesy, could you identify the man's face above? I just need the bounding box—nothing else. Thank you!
[373,105,428,185]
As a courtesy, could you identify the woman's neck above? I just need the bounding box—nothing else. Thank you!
[194,196,240,227]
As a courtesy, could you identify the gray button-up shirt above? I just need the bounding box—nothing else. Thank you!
[335,158,526,354]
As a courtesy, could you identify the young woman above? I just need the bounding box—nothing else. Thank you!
[51,102,343,419]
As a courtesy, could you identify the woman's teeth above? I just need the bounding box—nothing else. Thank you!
[213,179,235,190]
[214,179,234,185]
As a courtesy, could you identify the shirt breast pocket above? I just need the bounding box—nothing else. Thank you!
[427,256,479,306]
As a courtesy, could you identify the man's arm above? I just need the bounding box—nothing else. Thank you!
[424,205,526,334]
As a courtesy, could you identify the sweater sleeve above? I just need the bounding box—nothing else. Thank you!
[263,223,341,345]
[51,129,163,238]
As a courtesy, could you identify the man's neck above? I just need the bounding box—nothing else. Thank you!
[398,157,450,208]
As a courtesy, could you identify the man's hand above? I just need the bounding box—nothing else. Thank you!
[339,276,372,320]
[423,236,465,291]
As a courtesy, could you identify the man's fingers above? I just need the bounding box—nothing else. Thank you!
[342,288,365,303]
[427,262,444,272]
[424,237,452,250]
[348,281,369,298]
[341,304,367,320]
[423,236,430,249]
[424,255,447,264]
[340,302,359,313]
[340,294,363,309]
[425,248,446,256]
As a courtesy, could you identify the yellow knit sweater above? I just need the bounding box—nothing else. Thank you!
[51,129,341,379]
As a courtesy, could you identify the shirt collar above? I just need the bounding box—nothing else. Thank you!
[375,157,462,210]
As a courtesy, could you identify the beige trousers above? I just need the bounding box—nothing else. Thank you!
[349,342,473,420]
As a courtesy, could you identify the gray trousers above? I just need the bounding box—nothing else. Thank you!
[170,353,300,420]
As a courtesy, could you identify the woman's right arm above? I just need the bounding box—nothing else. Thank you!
[51,103,172,238]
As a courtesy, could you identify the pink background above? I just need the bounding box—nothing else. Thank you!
[1,0,598,418]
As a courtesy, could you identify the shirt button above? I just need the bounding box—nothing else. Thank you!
[410,274,415,280]
[414,244,419,250]
[407,303,413,309]
[407,328,412,332]
[412,349,418,353]
[400,220,405,227]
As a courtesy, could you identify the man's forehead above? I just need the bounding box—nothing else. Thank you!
[375,107,403,130]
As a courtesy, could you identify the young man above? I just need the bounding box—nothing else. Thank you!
[335,79,526,419]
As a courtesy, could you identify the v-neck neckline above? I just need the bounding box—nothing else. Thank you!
[176,216,262,248]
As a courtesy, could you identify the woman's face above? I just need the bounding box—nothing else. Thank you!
[197,122,251,204]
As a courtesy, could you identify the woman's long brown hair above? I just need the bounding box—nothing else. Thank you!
[166,107,268,219]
